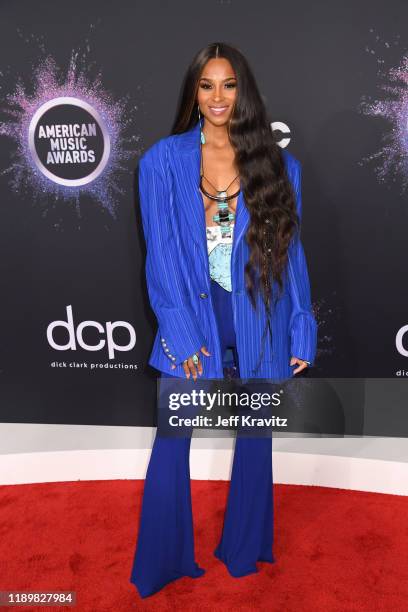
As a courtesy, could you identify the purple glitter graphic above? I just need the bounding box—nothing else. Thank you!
[312,294,338,362]
[0,44,141,220]
[359,30,408,192]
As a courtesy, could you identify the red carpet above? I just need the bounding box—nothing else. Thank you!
[0,480,407,611]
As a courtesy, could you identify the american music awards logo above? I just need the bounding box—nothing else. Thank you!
[358,29,408,193]
[0,51,141,218]
[28,97,110,187]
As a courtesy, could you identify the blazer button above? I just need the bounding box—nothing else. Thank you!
[199,292,208,299]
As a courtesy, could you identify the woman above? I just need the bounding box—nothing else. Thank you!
[130,42,318,598]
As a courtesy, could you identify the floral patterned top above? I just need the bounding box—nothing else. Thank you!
[206,223,235,292]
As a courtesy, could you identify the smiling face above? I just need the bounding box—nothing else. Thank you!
[196,58,237,127]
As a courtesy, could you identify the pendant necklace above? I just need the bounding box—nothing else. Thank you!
[199,134,240,240]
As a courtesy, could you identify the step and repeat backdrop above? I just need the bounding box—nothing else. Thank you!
[0,0,407,427]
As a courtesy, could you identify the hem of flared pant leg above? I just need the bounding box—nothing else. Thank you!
[213,547,257,578]
[130,566,205,599]
[214,551,258,578]
[214,548,276,578]
[258,553,276,564]
[130,576,180,599]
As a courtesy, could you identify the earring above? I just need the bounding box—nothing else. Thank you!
[227,101,234,139]
[198,104,206,144]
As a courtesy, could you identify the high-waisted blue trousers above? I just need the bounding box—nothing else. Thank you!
[130,280,274,598]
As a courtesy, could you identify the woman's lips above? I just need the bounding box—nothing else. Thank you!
[208,106,228,116]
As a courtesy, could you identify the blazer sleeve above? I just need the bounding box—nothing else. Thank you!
[286,160,318,366]
[138,153,207,366]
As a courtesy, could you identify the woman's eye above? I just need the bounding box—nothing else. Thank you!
[199,82,237,89]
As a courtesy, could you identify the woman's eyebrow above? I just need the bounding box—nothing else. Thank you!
[199,76,237,81]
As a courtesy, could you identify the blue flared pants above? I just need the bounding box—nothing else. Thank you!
[130,280,274,598]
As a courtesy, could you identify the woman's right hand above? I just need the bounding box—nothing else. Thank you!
[171,346,211,380]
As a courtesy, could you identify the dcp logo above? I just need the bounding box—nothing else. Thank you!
[396,325,408,357]
[47,305,136,359]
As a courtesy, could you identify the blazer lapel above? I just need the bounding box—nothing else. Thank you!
[176,121,250,270]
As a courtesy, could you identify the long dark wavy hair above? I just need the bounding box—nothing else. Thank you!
[170,42,300,370]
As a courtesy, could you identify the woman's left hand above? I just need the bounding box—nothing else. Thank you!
[290,356,309,375]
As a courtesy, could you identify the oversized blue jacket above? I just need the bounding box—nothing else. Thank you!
[138,121,317,379]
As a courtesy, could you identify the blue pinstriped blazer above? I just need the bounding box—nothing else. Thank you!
[138,121,317,379]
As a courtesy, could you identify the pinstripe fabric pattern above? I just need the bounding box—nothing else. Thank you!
[138,121,317,379]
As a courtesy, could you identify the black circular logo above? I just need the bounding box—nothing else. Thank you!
[29,97,110,186]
